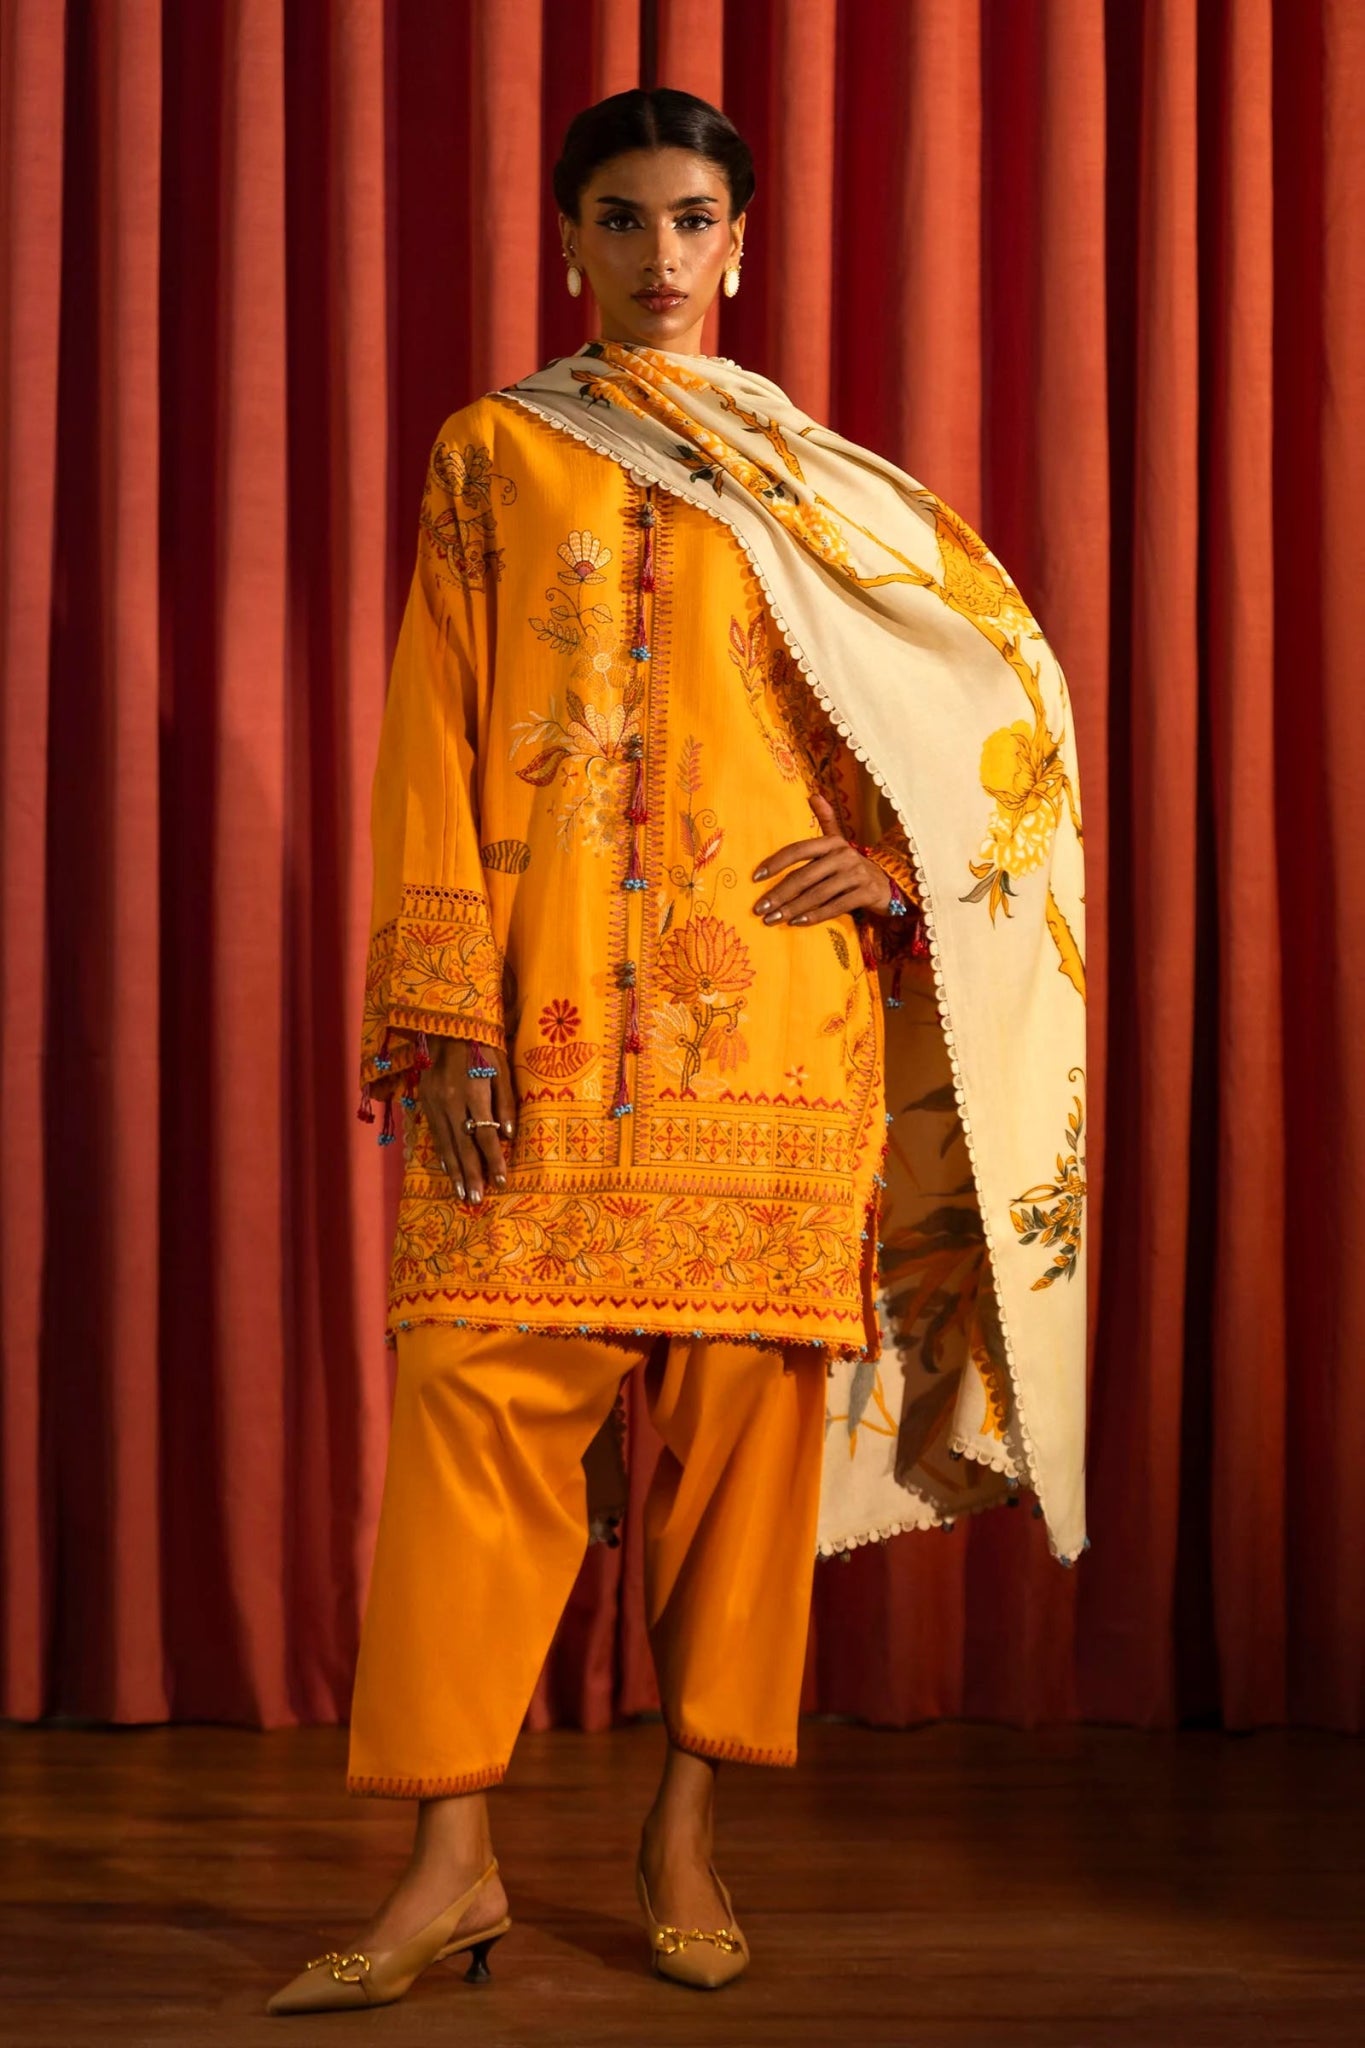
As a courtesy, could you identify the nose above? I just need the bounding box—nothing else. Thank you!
[641,226,678,278]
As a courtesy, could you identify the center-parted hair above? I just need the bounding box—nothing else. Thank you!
[552,87,756,222]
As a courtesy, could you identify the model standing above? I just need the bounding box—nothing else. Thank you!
[268,85,1087,2018]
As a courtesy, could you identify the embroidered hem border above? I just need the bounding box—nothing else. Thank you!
[384,1303,876,1364]
[347,1762,507,1800]
[665,1719,798,1769]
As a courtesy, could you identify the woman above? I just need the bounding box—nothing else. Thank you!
[267,87,1087,2017]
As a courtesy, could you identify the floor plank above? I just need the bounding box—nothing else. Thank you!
[1,1720,1361,2045]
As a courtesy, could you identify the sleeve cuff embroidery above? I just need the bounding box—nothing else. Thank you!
[360,883,505,1102]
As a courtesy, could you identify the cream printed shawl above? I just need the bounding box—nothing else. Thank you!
[499,341,1088,1566]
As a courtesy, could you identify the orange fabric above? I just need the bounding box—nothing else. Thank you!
[360,397,900,1359]
[346,1322,827,1793]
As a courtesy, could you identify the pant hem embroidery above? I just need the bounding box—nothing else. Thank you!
[666,1721,798,1769]
[346,1762,507,1800]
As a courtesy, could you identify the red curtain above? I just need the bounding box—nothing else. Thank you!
[2,0,1361,1734]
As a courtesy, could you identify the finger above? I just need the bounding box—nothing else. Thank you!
[752,835,843,883]
[474,1120,507,1188]
[492,1054,518,1145]
[808,789,840,831]
[424,1094,468,1199]
[463,1077,508,1188]
[754,852,849,918]
[785,877,866,924]
[785,857,888,921]
[454,1116,485,1202]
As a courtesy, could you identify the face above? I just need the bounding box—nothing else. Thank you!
[560,146,745,356]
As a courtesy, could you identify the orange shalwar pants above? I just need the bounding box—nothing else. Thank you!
[346,1323,828,1797]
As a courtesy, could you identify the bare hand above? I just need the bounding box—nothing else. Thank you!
[419,1034,517,1204]
[751,791,892,927]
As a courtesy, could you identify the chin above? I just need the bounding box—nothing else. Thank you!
[616,309,694,349]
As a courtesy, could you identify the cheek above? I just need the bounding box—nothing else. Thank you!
[586,237,632,282]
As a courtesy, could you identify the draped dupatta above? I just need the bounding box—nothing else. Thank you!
[499,342,1089,1567]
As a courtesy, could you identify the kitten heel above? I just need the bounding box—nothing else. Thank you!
[457,1932,503,1982]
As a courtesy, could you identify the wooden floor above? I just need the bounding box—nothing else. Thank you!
[1,1719,1361,2046]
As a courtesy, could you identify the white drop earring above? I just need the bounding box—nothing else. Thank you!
[723,259,741,298]
[565,255,583,298]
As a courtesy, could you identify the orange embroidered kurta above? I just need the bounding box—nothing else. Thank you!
[360,396,921,1361]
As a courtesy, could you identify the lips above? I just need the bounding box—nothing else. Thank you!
[634,290,686,309]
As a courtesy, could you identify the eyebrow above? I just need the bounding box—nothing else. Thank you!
[592,193,721,210]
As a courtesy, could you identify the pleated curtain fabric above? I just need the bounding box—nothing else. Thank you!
[1,0,1361,1734]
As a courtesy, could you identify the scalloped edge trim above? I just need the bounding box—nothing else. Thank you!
[489,388,1059,1558]
[816,1468,1030,1557]
[945,1430,1020,1479]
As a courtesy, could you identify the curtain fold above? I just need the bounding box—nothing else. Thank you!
[1,0,1359,1734]
[0,0,66,1725]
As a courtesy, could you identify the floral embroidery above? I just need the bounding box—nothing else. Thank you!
[362,885,505,1084]
[390,1184,865,1307]
[656,917,754,1006]
[557,529,613,581]
[540,998,581,1041]
[518,997,602,1088]
[726,612,840,787]
[818,981,875,1082]
[421,440,517,591]
[648,739,754,1095]
[512,528,643,852]
[525,525,621,672]
[1010,1079,1086,1289]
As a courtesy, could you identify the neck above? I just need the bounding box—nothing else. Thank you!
[594,314,710,357]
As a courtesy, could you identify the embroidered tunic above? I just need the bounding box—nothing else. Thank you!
[360,396,922,1361]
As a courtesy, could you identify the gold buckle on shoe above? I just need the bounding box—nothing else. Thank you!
[653,1925,742,1956]
[304,1949,372,1984]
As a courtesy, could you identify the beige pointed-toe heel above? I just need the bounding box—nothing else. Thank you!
[635,1857,749,1990]
[266,1856,510,2015]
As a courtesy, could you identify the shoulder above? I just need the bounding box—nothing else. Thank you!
[427,390,565,467]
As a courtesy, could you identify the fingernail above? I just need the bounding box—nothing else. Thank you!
[764,911,783,924]
[791,915,808,925]
[471,1188,482,1204]
[753,867,768,881]
[456,1181,466,1200]
[755,898,770,913]
[495,1174,507,1188]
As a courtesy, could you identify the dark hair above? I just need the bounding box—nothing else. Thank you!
[552,88,755,222]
